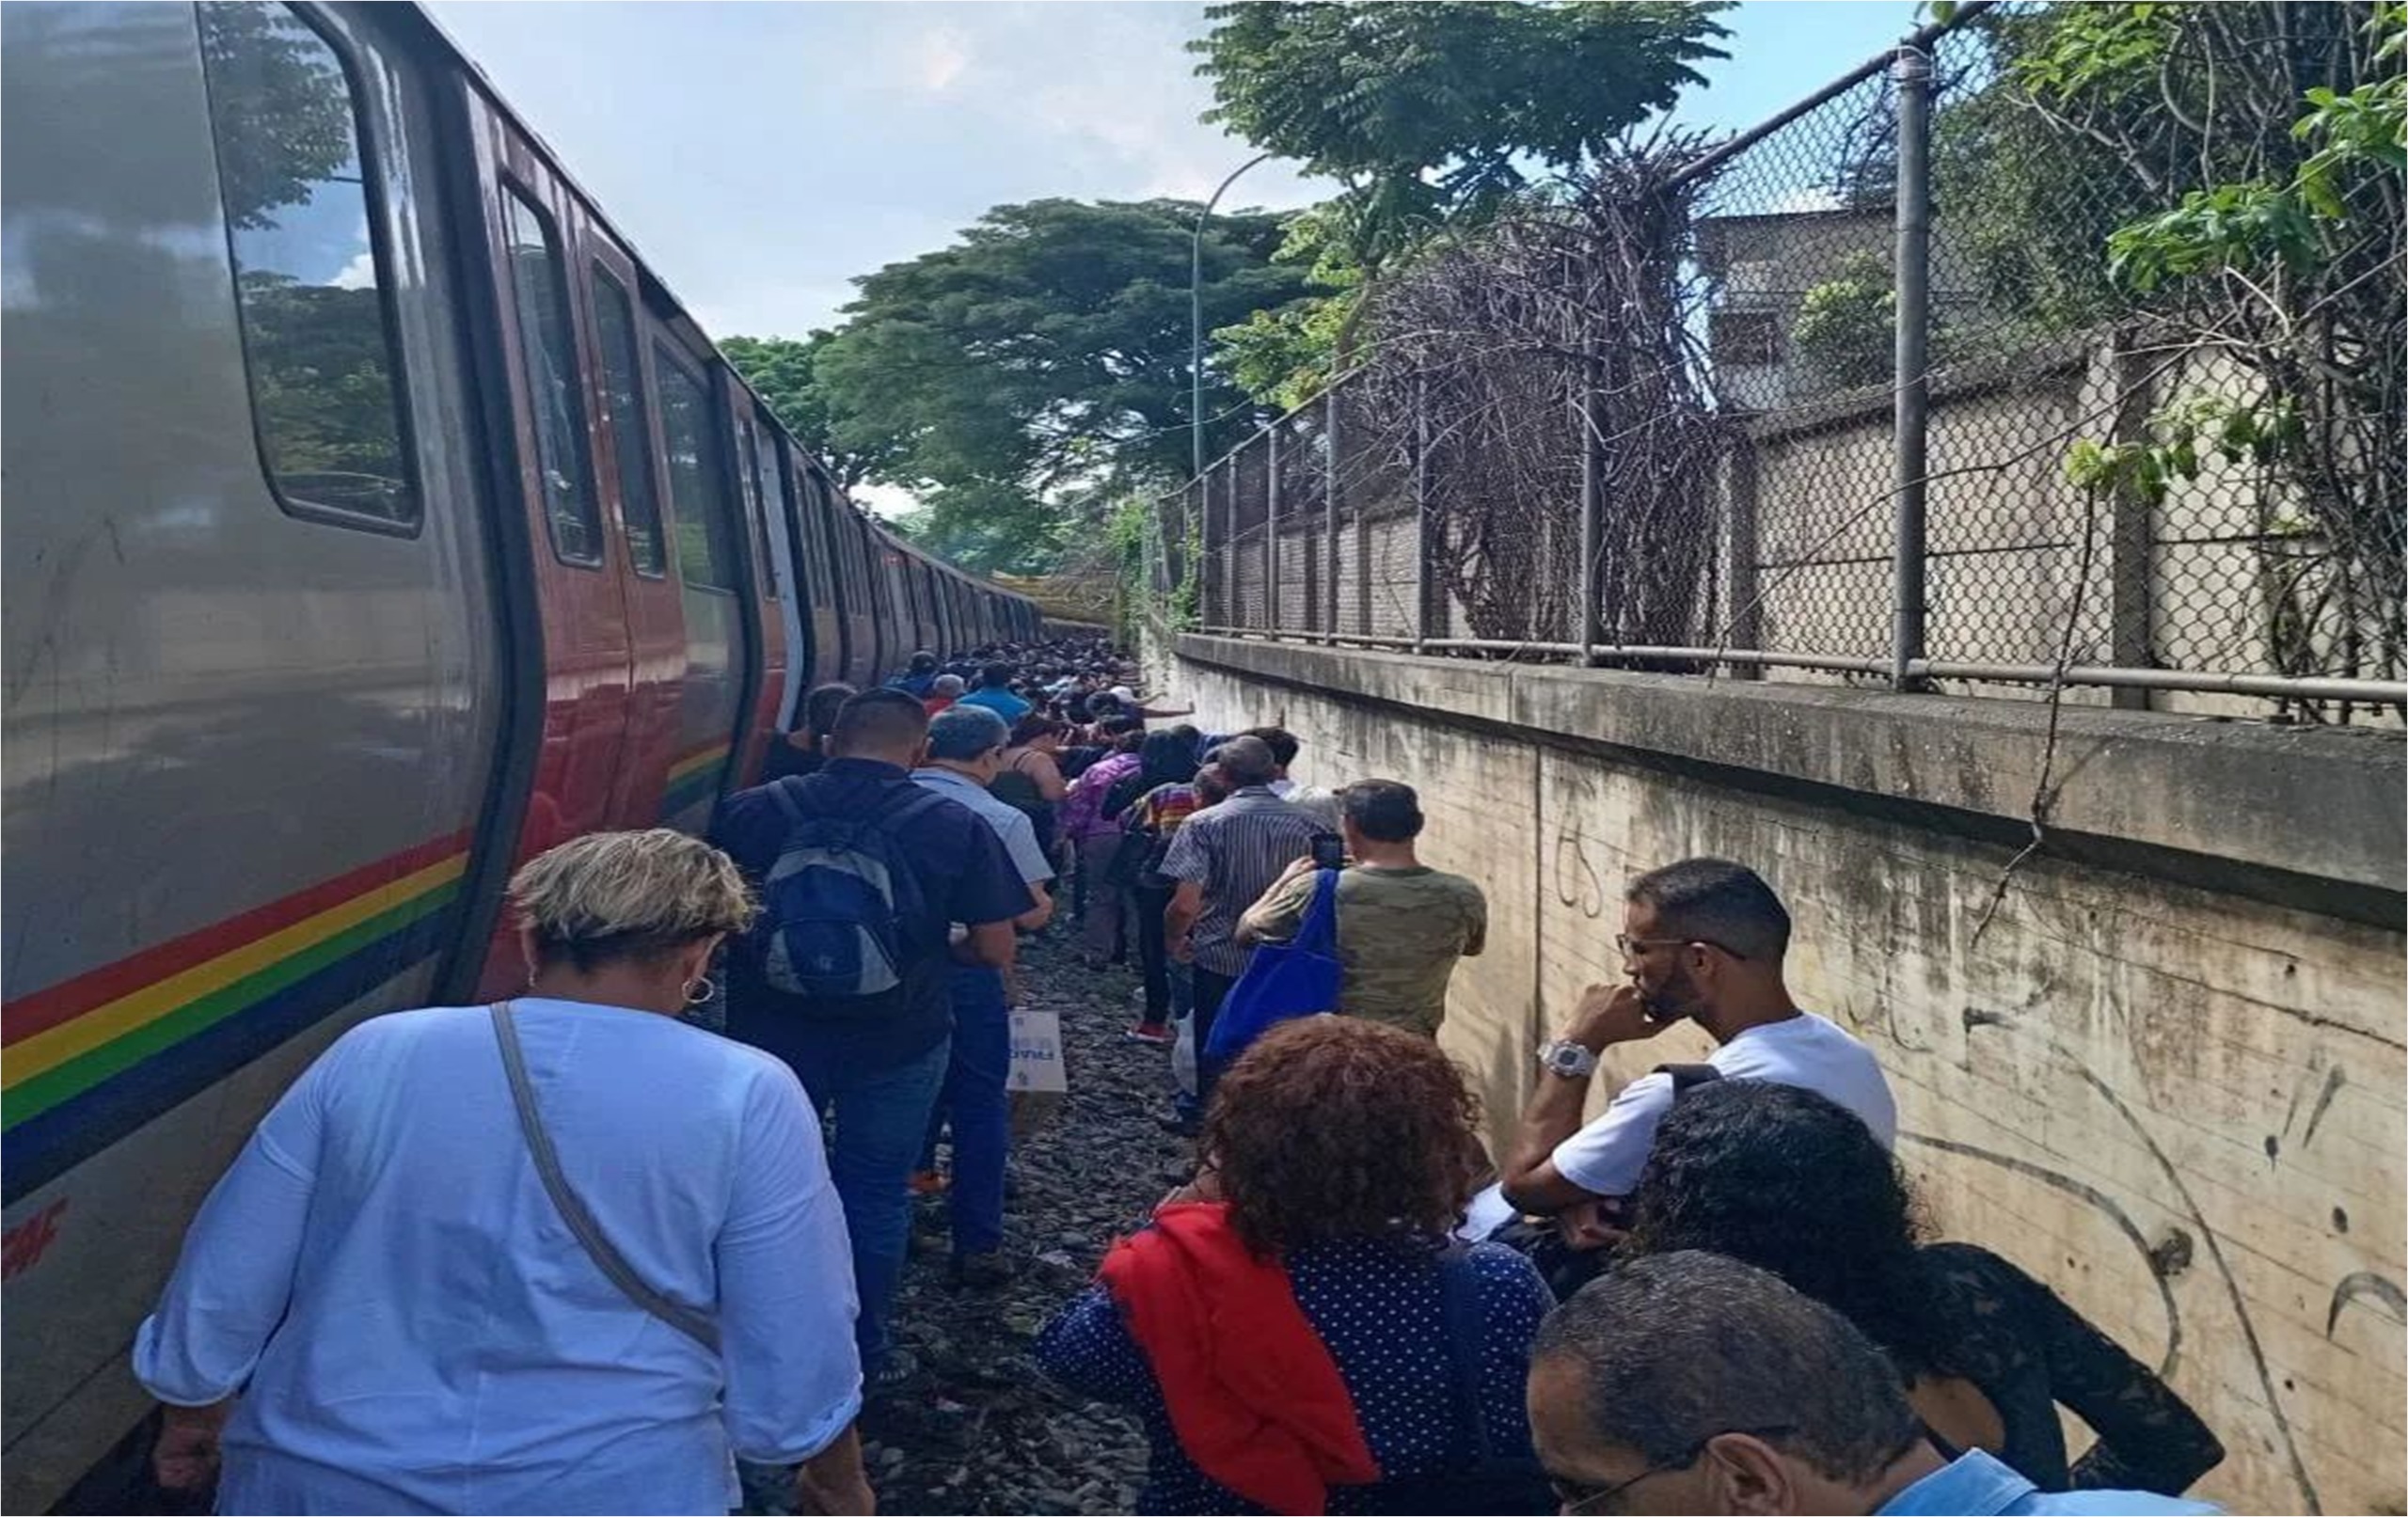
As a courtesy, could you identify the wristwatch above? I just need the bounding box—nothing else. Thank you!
[1538,1038,1601,1081]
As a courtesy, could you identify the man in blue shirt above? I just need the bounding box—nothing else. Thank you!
[911,706,1054,1288]
[955,661,1033,722]
[713,689,1033,1387]
[1527,1251,2220,1516]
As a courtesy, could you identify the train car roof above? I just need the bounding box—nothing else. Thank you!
[379,0,1019,607]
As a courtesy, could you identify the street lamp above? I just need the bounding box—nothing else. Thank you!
[1192,151,1274,481]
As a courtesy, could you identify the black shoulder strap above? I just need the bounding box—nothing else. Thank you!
[1656,1062,1723,1097]
[1433,1242,1497,1461]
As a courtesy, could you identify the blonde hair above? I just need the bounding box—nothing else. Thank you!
[508,829,756,972]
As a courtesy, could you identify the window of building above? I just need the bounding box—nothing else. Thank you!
[656,344,737,591]
[1710,309,1782,367]
[198,2,418,530]
[591,269,665,576]
[501,189,599,566]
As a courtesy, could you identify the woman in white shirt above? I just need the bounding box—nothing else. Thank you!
[135,830,871,1515]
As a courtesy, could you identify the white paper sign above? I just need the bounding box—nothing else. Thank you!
[1007,1008,1069,1093]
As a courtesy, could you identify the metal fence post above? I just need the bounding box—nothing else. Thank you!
[1577,309,1608,662]
[1324,390,1341,640]
[1891,41,1933,691]
[1415,372,1441,649]
[1219,460,1240,632]
[1264,429,1282,634]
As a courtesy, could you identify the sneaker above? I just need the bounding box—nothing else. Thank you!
[1124,1022,1174,1046]
[908,1170,948,1196]
[1156,1111,1200,1138]
[951,1250,1019,1289]
[869,1348,922,1395]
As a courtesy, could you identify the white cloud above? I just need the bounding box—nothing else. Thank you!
[917,25,972,93]
[328,250,377,291]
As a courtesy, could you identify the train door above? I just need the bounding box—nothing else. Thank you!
[786,447,844,696]
[847,509,885,687]
[2,6,508,1505]
[649,330,752,830]
[724,384,788,787]
[581,227,686,831]
[467,103,634,998]
[746,413,806,732]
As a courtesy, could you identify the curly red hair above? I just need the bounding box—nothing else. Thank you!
[1202,1017,1484,1256]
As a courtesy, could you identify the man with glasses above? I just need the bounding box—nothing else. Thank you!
[1499,859,1894,1236]
[1529,1251,2217,1516]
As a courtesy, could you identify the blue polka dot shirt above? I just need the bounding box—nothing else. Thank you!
[1037,1236,1556,1515]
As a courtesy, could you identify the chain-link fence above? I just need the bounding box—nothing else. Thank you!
[1166,0,2403,724]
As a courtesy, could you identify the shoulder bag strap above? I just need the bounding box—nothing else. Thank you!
[1295,867,1341,956]
[489,1002,721,1351]
[1433,1242,1497,1462]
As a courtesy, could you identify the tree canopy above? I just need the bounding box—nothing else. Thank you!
[1190,1,1729,403]
[719,333,897,490]
[808,197,1317,572]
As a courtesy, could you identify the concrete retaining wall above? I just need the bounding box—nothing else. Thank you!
[1161,630,2404,1516]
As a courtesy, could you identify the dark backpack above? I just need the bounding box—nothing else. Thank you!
[759,775,947,1014]
[1486,1063,1721,1302]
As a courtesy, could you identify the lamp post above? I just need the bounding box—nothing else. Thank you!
[1192,151,1274,481]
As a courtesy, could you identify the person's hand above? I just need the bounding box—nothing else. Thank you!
[1563,982,1660,1053]
[794,1469,877,1515]
[153,1401,232,1493]
[1169,934,1195,965]
[1271,854,1317,889]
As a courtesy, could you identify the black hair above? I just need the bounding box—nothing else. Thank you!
[1625,857,1791,961]
[1533,1250,1925,1487]
[802,682,856,741]
[908,651,938,674]
[1341,780,1423,843]
[1242,725,1301,768]
[830,687,930,755]
[980,661,1017,689]
[1136,729,1199,790]
[1624,1080,1961,1380]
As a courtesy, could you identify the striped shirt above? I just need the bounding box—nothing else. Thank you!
[1159,787,1329,976]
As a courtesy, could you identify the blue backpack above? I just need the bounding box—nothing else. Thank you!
[1204,867,1341,1064]
[760,776,946,1013]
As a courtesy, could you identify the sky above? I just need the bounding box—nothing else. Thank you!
[425,0,1925,340]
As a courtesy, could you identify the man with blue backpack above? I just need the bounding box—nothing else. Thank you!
[714,688,1034,1391]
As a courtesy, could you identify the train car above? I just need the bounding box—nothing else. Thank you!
[0,4,1030,1509]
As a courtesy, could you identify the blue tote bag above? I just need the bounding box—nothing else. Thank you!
[1204,868,1340,1064]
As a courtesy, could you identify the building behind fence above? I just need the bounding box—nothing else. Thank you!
[1148,2,2404,726]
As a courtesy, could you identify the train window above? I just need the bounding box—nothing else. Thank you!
[501,188,601,566]
[591,269,665,576]
[745,419,783,601]
[656,344,737,591]
[198,3,418,530]
[802,473,839,608]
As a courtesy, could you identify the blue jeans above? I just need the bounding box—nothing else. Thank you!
[781,1032,950,1372]
[926,968,1012,1256]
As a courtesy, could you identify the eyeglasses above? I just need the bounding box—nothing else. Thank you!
[1613,934,1746,962]
[1551,1426,1798,1515]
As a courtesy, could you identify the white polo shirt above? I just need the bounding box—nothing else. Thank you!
[1549,1011,1896,1198]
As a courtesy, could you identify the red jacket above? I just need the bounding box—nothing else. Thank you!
[1099,1202,1378,1514]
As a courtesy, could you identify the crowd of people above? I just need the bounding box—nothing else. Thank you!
[129,634,2230,1517]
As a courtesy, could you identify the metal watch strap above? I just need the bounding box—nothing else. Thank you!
[489,1001,721,1351]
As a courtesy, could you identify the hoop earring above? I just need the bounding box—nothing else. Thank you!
[684,976,717,1006]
